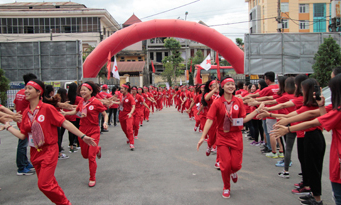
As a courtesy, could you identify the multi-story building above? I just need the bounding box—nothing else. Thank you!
[0,2,120,53]
[245,0,331,33]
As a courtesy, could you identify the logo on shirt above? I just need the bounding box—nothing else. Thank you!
[233,105,239,111]
[89,105,94,110]
[37,115,45,122]
[125,99,129,103]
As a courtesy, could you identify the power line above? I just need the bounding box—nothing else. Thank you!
[208,17,276,27]
[140,0,201,19]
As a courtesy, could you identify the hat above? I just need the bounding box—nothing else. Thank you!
[102,84,108,89]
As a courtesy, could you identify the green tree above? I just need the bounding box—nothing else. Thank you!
[161,62,174,87]
[83,46,107,80]
[236,38,244,46]
[188,50,205,85]
[0,68,10,106]
[220,59,231,66]
[162,38,184,85]
[311,36,341,87]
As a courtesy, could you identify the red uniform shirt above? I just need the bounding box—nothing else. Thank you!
[65,96,82,121]
[133,94,144,114]
[258,84,279,119]
[236,89,246,95]
[291,96,304,110]
[207,96,246,146]
[20,101,65,146]
[296,105,322,133]
[76,97,107,127]
[119,93,136,121]
[275,93,295,115]
[99,91,111,99]
[13,89,30,127]
[317,109,341,183]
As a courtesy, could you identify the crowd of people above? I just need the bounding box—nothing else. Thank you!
[0,73,174,204]
[1,68,341,205]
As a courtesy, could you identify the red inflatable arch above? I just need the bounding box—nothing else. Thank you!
[83,19,244,78]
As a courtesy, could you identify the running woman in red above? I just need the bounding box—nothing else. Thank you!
[197,77,264,199]
[5,79,96,204]
[142,86,154,122]
[114,83,136,150]
[62,81,108,187]
[131,86,149,139]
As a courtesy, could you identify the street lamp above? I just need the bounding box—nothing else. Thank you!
[185,11,188,83]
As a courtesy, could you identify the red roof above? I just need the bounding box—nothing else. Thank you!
[123,14,142,26]
[117,61,145,72]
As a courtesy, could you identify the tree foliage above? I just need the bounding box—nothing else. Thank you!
[311,36,341,87]
[0,68,10,106]
[162,38,184,85]
[236,38,244,47]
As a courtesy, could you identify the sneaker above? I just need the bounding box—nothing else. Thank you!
[250,141,256,146]
[254,142,260,146]
[300,198,323,205]
[58,154,69,160]
[97,146,101,159]
[278,171,290,178]
[101,129,109,132]
[222,189,230,198]
[61,147,65,153]
[130,144,135,151]
[199,130,203,133]
[294,181,304,189]
[299,193,314,201]
[276,160,292,167]
[261,147,271,154]
[292,187,311,195]
[140,124,143,127]
[17,168,35,176]
[266,152,278,158]
[194,126,198,132]
[231,173,238,183]
[69,147,78,153]
[26,163,35,171]
[211,148,217,155]
[278,152,284,158]
[215,162,220,170]
[135,136,138,139]
[206,146,212,156]
[298,173,303,177]
[260,141,266,145]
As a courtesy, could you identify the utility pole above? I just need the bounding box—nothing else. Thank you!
[276,0,282,32]
[184,11,189,83]
[50,29,52,41]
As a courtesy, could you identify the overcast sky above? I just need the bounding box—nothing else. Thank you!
[0,0,249,42]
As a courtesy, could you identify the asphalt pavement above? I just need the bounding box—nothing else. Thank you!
[0,106,334,205]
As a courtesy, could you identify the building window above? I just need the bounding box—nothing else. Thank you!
[299,4,309,13]
[150,52,154,60]
[314,3,325,17]
[281,3,289,13]
[282,19,289,29]
[165,52,168,57]
[299,21,309,30]
[156,52,162,62]
[138,56,143,61]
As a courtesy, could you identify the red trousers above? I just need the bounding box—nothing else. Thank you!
[133,114,141,137]
[218,143,243,190]
[79,126,100,181]
[30,144,69,205]
[120,116,134,144]
[200,116,206,132]
[144,104,150,121]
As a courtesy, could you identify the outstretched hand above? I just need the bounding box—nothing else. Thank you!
[83,136,97,146]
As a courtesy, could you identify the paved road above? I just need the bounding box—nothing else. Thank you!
[0,106,334,205]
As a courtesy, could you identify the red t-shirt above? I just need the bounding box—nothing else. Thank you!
[296,105,322,133]
[99,91,111,99]
[13,89,30,127]
[325,104,333,112]
[119,93,136,121]
[317,109,341,183]
[20,101,65,146]
[133,94,144,115]
[236,89,247,95]
[207,96,246,146]
[276,93,295,115]
[291,96,304,110]
[259,84,279,119]
[65,96,82,121]
[76,97,107,127]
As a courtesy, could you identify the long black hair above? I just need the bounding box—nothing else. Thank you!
[277,76,288,96]
[294,74,308,97]
[258,79,267,90]
[57,88,68,103]
[329,74,341,110]
[82,81,99,97]
[45,85,54,98]
[201,80,214,106]
[68,83,78,105]
[301,78,318,107]
[23,73,37,85]
[284,77,295,94]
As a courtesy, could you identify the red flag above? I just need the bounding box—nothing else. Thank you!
[216,52,220,81]
[151,61,155,73]
[107,51,111,80]
[190,59,192,73]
